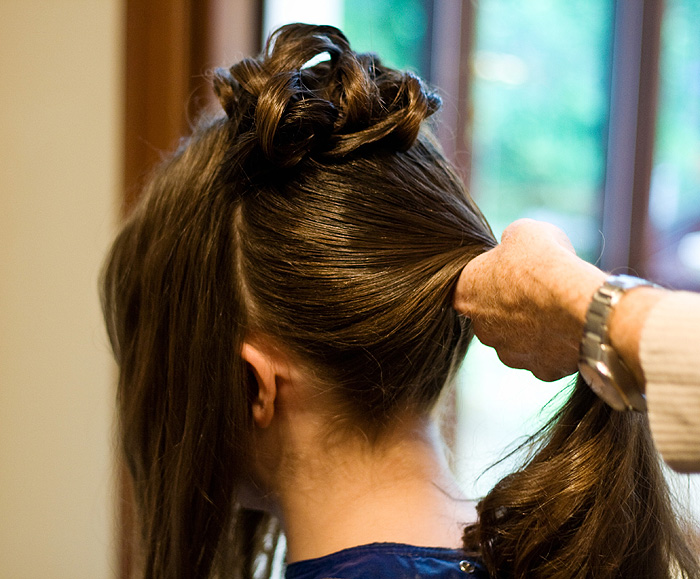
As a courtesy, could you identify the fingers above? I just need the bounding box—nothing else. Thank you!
[493,343,578,382]
[472,314,579,382]
[452,250,490,314]
[501,218,576,255]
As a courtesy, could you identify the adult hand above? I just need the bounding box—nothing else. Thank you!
[454,219,606,381]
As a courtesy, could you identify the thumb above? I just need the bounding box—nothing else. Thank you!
[453,248,493,316]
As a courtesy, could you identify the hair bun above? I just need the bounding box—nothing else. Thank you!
[212,23,441,170]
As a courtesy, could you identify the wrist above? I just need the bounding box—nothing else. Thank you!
[549,250,607,328]
[608,286,666,390]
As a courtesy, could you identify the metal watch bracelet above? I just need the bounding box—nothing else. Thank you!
[578,274,658,412]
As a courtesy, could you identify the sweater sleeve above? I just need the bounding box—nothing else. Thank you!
[640,291,700,473]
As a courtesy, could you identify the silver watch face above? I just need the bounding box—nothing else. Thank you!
[579,274,654,413]
[579,360,629,412]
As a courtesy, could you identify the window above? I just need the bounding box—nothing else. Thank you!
[468,0,611,261]
[647,0,700,289]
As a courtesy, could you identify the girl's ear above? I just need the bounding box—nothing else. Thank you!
[241,342,278,428]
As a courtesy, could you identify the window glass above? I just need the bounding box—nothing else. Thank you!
[341,0,432,77]
[263,0,431,77]
[468,0,612,263]
[647,0,700,289]
[264,0,344,40]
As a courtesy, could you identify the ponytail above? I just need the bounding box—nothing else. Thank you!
[463,377,700,578]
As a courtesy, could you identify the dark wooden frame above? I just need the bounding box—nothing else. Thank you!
[428,0,477,454]
[124,0,263,213]
[601,0,663,275]
[430,0,477,182]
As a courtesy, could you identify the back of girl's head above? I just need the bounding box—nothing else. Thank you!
[102,23,494,578]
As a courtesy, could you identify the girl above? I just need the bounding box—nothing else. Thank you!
[102,23,699,579]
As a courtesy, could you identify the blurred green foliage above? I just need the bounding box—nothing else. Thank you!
[653,0,700,229]
[469,0,613,260]
[342,0,432,77]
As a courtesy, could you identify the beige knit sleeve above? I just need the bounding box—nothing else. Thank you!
[641,291,700,473]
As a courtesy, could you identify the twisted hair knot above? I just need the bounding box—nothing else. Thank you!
[212,23,441,170]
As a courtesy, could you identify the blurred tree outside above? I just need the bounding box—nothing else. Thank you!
[469,0,612,262]
[342,0,432,78]
[653,0,700,226]
[648,0,700,284]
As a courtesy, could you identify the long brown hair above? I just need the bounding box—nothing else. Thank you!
[101,23,698,579]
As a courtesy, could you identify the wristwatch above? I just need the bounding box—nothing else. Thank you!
[578,274,657,412]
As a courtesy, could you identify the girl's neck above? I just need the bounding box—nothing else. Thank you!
[275,417,476,563]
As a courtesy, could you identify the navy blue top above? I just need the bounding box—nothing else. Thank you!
[284,542,489,579]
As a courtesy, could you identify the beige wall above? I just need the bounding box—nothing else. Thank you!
[0,1,122,577]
